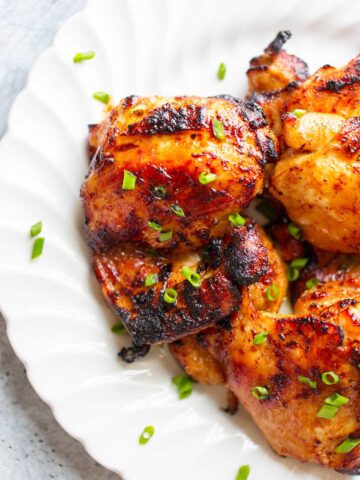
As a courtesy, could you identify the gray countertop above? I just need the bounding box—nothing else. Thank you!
[0,1,119,478]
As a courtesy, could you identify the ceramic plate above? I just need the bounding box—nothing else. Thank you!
[0,0,359,478]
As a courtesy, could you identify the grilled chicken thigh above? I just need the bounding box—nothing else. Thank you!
[169,225,287,383]
[199,255,360,474]
[82,95,277,253]
[82,95,278,344]
[247,35,360,253]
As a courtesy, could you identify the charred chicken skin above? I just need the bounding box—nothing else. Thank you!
[247,34,360,253]
[200,255,360,474]
[82,95,278,344]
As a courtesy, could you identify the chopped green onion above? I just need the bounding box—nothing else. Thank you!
[335,438,360,454]
[131,104,146,114]
[324,393,349,407]
[163,288,177,304]
[73,51,95,63]
[265,284,279,302]
[228,213,246,227]
[251,386,269,400]
[298,375,317,390]
[256,201,279,222]
[212,119,225,140]
[253,332,269,345]
[30,221,42,238]
[159,229,172,242]
[291,109,306,118]
[93,91,110,104]
[291,258,309,269]
[138,425,155,445]
[145,274,158,287]
[31,237,44,259]
[153,185,167,199]
[288,223,302,240]
[287,257,309,282]
[317,404,339,419]
[180,266,202,288]
[306,277,319,290]
[172,374,193,399]
[321,371,340,385]
[122,170,137,190]
[171,204,185,217]
[236,465,250,480]
[111,322,126,334]
[148,221,163,231]
[198,171,217,185]
[217,62,226,80]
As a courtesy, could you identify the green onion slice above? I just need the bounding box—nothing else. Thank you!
[30,221,42,237]
[265,284,279,302]
[298,375,317,389]
[306,277,319,290]
[335,438,360,454]
[131,104,146,114]
[138,425,155,445]
[31,237,45,259]
[122,170,137,190]
[288,223,302,240]
[145,274,158,288]
[291,109,306,118]
[236,465,250,480]
[171,204,185,217]
[180,266,202,288]
[159,229,172,242]
[316,404,339,419]
[290,257,309,269]
[228,213,246,227]
[217,62,226,80]
[198,171,217,185]
[321,371,340,385]
[324,393,349,407]
[148,221,163,231]
[253,332,269,345]
[153,185,167,199]
[251,386,269,400]
[172,374,193,399]
[163,288,177,304]
[212,119,225,140]
[93,91,110,104]
[73,51,95,63]
[287,257,309,282]
[111,322,126,334]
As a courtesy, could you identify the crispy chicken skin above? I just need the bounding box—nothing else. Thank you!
[269,56,360,252]
[200,257,360,474]
[247,31,309,134]
[82,95,277,253]
[93,222,269,345]
[169,226,288,384]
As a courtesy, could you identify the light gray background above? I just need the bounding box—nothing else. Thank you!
[0,1,119,478]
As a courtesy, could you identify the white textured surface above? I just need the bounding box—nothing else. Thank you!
[0,0,359,479]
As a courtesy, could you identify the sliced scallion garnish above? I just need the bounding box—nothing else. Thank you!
[171,204,185,217]
[145,274,158,287]
[316,404,339,419]
[148,221,163,231]
[93,91,110,104]
[288,223,302,240]
[198,171,217,185]
[172,374,193,399]
[265,284,279,302]
[73,51,95,63]
[163,288,177,304]
[298,375,317,390]
[251,386,269,400]
[31,237,44,259]
[159,229,172,242]
[122,170,137,190]
[138,425,155,445]
[30,221,42,238]
[111,322,126,334]
[306,277,319,290]
[212,119,225,140]
[253,332,269,345]
[321,371,340,385]
[180,266,201,288]
[236,465,250,480]
[335,438,360,454]
[228,213,246,227]
[324,393,349,407]
[217,62,226,80]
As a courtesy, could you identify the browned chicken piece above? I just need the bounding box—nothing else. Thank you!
[247,31,309,135]
[199,256,360,474]
[169,225,288,384]
[93,221,269,345]
[269,56,360,253]
[81,95,277,253]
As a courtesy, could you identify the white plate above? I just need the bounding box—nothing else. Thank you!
[0,0,359,478]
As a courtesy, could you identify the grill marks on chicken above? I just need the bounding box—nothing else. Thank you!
[93,223,269,345]
[197,254,360,474]
[82,96,277,253]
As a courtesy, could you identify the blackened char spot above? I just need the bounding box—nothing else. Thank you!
[127,103,207,136]
[239,101,268,129]
[122,95,139,109]
[265,30,292,55]
[318,76,360,93]
[256,130,278,165]
[118,343,150,363]
[224,224,269,286]
[202,238,223,269]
